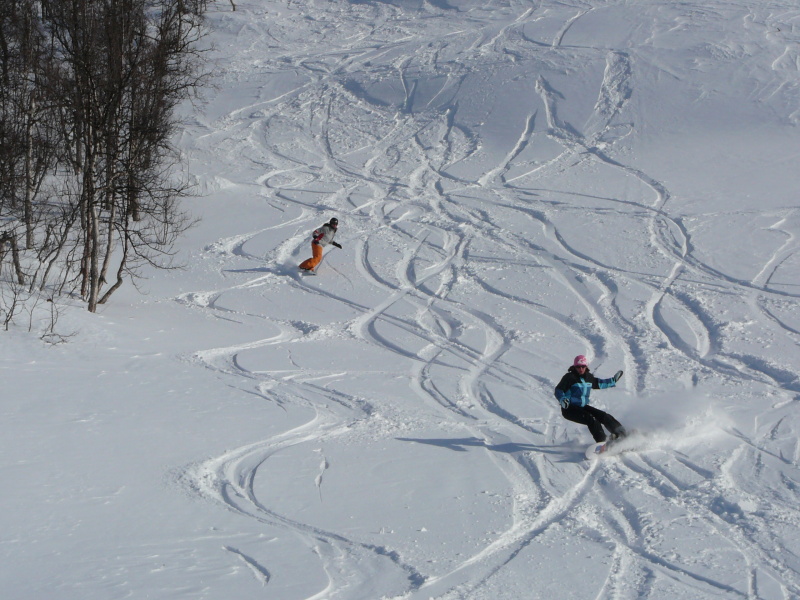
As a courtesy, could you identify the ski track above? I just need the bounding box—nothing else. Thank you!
[176,1,800,598]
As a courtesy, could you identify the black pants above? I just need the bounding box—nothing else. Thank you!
[562,405,624,443]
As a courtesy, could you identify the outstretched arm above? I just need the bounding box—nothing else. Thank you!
[592,370,623,389]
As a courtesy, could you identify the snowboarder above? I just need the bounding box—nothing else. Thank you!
[299,217,342,272]
[554,355,626,443]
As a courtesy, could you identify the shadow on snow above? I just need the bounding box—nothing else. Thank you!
[397,436,583,460]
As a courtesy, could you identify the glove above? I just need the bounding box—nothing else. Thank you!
[332,242,342,249]
[559,396,570,409]
[613,370,623,383]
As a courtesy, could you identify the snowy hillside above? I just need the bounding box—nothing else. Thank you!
[3,1,800,598]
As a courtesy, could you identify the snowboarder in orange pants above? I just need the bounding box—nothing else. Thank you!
[299,217,341,272]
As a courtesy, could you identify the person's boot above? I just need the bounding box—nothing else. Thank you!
[613,426,627,439]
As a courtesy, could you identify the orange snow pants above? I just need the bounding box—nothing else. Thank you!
[299,242,323,271]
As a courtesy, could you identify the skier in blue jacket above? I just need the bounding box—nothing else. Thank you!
[554,355,626,443]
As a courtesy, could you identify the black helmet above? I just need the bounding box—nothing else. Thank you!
[329,217,339,228]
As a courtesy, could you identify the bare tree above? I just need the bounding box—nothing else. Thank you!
[0,0,57,251]
[35,0,206,312]
[1,0,207,326]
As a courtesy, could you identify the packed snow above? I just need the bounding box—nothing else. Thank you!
[3,0,800,598]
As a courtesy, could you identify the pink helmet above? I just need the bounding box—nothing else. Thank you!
[573,355,589,367]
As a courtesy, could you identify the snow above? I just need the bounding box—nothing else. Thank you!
[3,0,800,598]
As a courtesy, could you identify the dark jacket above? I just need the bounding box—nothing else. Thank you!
[554,366,616,408]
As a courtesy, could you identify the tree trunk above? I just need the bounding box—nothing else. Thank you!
[87,203,100,312]
[24,100,35,249]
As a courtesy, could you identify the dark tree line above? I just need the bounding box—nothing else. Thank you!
[0,0,207,319]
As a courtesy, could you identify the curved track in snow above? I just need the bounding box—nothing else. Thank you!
[176,1,800,598]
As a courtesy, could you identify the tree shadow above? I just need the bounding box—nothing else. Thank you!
[223,267,271,274]
[223,264,301,277]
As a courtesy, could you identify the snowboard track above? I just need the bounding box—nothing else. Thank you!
[177,1,800,599]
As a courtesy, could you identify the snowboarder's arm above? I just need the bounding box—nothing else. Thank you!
[592,370,623,389]
[554,373,573,407]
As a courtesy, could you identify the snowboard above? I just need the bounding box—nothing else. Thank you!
[299,267,317,276]
[585,440,613,459]
[585,432,637,460]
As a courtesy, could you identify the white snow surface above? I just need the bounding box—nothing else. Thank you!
[3,1,800,598]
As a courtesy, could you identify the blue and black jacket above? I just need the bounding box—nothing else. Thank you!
[554,366,616,408]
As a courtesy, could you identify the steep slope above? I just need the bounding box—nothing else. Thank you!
[2,1,800,599]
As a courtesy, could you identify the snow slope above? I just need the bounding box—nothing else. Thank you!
[3,1,800,598]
